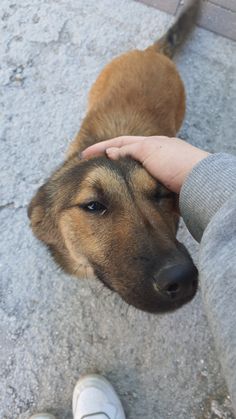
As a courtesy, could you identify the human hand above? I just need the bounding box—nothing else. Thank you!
[82,136,210,193]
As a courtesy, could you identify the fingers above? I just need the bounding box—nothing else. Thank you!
[106,141,145,163]
[82,136,146,158]
[80,135,210,194]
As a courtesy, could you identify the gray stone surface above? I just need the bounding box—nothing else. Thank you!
[0,1,236,418]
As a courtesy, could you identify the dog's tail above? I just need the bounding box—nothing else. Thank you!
[152,0,201,58]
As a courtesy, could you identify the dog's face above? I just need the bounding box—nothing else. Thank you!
[28,155,198,313]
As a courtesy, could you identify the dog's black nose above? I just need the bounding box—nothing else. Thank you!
[154,264,198,300]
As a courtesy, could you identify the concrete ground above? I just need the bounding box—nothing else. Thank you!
[136,0,236,41]
[1,0,236,418]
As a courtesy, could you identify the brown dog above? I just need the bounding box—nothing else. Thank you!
[28,0,200,313]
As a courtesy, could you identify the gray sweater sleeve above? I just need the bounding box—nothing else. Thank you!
[179,153,236,412]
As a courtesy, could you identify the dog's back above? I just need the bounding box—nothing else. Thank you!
[68,0,200,157]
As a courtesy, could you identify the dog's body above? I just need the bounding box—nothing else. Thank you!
[29,0,200,313]
[68,49,185,157]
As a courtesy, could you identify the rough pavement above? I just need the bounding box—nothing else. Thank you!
[1,0,236,418]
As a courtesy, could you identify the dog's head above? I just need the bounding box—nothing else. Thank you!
[28,155,198,313]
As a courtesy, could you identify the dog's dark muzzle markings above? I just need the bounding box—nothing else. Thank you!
[101,261,198,314]
[153,240,198,304]
[88,208,198,314]
[124,257,198,313]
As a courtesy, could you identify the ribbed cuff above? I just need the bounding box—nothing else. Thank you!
[179,153,236,242]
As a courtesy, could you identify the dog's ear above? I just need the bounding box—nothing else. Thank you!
[28,184,58,245]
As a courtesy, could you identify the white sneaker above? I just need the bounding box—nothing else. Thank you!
[72,374,126,419]
[29,415,56,419]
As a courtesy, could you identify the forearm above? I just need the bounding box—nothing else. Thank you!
[179,153,236,242]
[180,153,236,411]
[199,195,236,412]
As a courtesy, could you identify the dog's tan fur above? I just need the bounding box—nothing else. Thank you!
[67,49,185,158]
[29,1,200,313]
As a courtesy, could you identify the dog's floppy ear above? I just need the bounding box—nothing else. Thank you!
[28,184,58,245]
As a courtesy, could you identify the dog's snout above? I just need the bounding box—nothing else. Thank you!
[154,264,198,300]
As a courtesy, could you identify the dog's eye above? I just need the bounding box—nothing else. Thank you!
[80,201,107,214]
